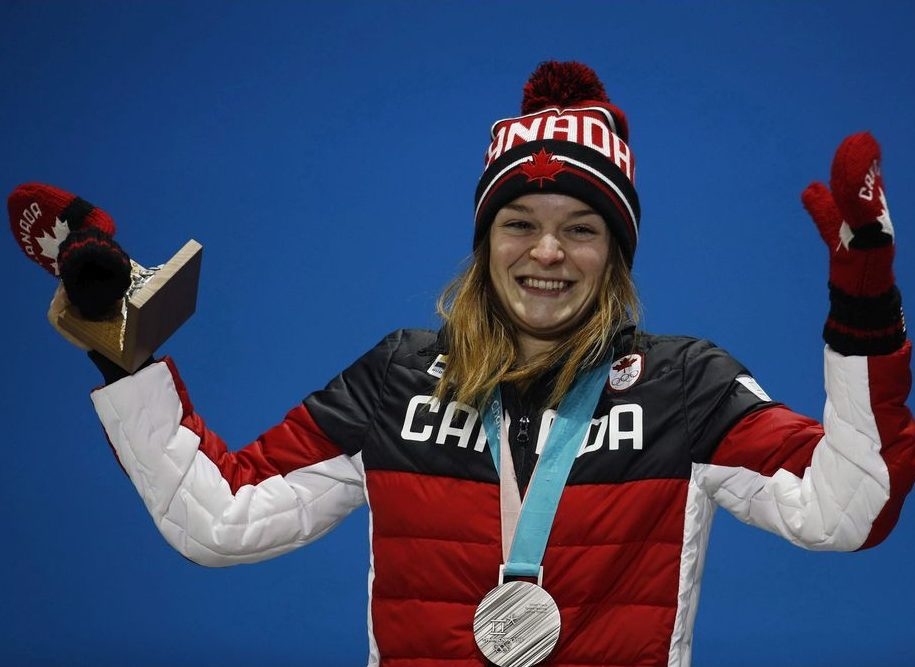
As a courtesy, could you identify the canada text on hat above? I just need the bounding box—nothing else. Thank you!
[484,107,634,182]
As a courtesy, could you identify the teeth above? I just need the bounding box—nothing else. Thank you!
[523,278,569,291]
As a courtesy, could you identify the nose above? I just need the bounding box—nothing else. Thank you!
[529,233,564,265]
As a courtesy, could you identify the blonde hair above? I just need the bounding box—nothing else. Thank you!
[435,238,639,408]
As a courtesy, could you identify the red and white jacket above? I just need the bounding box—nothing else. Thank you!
[89,327,915,666]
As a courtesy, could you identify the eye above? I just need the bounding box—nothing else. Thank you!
[566,224,600,238]
[500,219,535,232]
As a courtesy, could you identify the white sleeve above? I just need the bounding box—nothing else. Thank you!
[695,344,914,551]
[91,359,366,566]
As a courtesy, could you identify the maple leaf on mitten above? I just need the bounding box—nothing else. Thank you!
[801,132,905,355]
[8,182,131,320]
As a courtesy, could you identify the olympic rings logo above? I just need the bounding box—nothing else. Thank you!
[610,367,639,387]
[608,354,643,391]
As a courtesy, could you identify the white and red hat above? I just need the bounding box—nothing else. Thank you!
[473,61,641,266]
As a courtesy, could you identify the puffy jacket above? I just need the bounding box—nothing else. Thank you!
[89,327,915,666]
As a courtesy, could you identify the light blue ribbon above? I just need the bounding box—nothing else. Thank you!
[482,361,610,578]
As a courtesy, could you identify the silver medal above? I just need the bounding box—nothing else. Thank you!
[473,580,561,667]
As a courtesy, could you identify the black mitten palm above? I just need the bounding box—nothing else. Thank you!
[58,225,131,320]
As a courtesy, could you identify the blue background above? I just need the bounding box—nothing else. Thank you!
[2,2,914,665]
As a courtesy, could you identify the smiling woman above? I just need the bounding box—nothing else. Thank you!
[436,191,638,409]
[489,194,612,352]
[30,60,915,667]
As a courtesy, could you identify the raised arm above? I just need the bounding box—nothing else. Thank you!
[91,356,368,566]
[695,133,914,550]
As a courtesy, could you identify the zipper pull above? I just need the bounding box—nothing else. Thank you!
[517,415,530,444]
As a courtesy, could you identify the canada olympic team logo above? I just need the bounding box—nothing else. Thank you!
[608,354,643,391]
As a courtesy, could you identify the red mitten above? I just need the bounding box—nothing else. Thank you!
[801,132,905,355]
[9,183,131,320]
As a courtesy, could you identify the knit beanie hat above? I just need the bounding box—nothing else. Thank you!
[473,61,641,266]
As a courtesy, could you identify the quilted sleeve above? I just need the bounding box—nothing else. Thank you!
[89,335,401,566]
[694,342,915,550]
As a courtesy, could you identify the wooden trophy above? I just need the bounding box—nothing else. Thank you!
[54,240,203,372]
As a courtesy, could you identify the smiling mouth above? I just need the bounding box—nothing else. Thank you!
[519,277,572,292]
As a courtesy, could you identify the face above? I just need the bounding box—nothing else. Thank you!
[488,193,611,353]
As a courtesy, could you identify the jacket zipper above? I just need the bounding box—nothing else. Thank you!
[515,415,531,495]
[517,416,530,444]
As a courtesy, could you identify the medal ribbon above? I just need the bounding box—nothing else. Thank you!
[482,361,610,579]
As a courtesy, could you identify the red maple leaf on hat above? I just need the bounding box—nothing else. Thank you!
[521,148,567,187]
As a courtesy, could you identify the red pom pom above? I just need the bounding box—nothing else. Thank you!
[521,61,609,114]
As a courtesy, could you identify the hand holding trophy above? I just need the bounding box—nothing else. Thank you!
[8,183,202,372]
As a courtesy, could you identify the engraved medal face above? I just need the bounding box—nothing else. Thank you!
[473,581,561,667]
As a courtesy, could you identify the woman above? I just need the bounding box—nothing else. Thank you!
[20,62,915,666]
